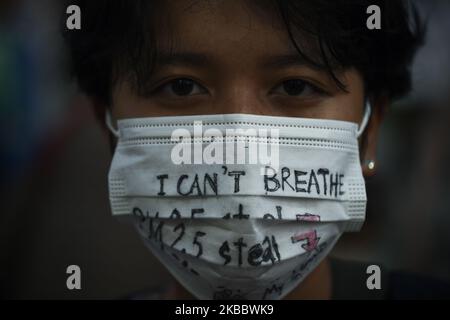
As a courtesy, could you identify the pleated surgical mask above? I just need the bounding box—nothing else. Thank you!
[106,102,371,300]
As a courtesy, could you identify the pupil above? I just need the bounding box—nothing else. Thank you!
[172,79,194,96]
[283,80,306,96]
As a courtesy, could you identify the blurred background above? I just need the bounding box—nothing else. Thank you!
[0,0,449,299]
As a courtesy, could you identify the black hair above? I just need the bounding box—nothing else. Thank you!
[62,0,424,107]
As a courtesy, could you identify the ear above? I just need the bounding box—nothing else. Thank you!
[360,95,389,177]
[89,97,108,130]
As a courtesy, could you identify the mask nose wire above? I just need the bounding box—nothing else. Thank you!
[105,110,120,138]
[105,102,372,139]
[356,100,372,138]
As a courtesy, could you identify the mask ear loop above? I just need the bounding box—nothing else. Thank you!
[105,110,120,138]
[356,100,372,138]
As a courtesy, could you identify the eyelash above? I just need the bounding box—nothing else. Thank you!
[149,77,328,98]
[270,78,328,97]
[148,77,207,97]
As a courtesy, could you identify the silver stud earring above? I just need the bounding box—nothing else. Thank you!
[365,160,375,170]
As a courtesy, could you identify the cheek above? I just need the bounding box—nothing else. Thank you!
[276,69,366,123]
[324,70,365,123]
[112,82,163,119]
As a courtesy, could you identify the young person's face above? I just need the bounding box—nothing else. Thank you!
[111,0,383,175]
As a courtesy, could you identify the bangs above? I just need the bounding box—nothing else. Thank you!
[63,0,424,104]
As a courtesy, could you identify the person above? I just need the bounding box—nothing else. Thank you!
[63,0,450,299]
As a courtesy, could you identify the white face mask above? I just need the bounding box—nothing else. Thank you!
[106,103,371,300]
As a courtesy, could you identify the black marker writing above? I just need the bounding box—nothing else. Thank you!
[227,171,246,193]
[157,174,168,196]
[223,204,249,219]
[193,231,206,258]
[264,166,345,197]
[191,208,204,219]
[219,241,231,266]
[263,206,283,219]
[234,237,247,267]
[262,283,283,300]
[317,168,329,195]
[219,235,281,267]
[170,223,185,248]
[148,213,164,250]
[177,173,218,196]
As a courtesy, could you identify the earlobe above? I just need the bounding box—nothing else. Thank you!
[360,96,389,178]
[362,159,376,177]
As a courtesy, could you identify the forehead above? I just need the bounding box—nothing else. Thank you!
[156,0,298,59]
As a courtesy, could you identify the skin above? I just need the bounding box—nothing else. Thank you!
[107,0,387,299]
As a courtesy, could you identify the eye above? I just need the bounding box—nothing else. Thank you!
[271,79,323,97]
[155,78,207,97]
